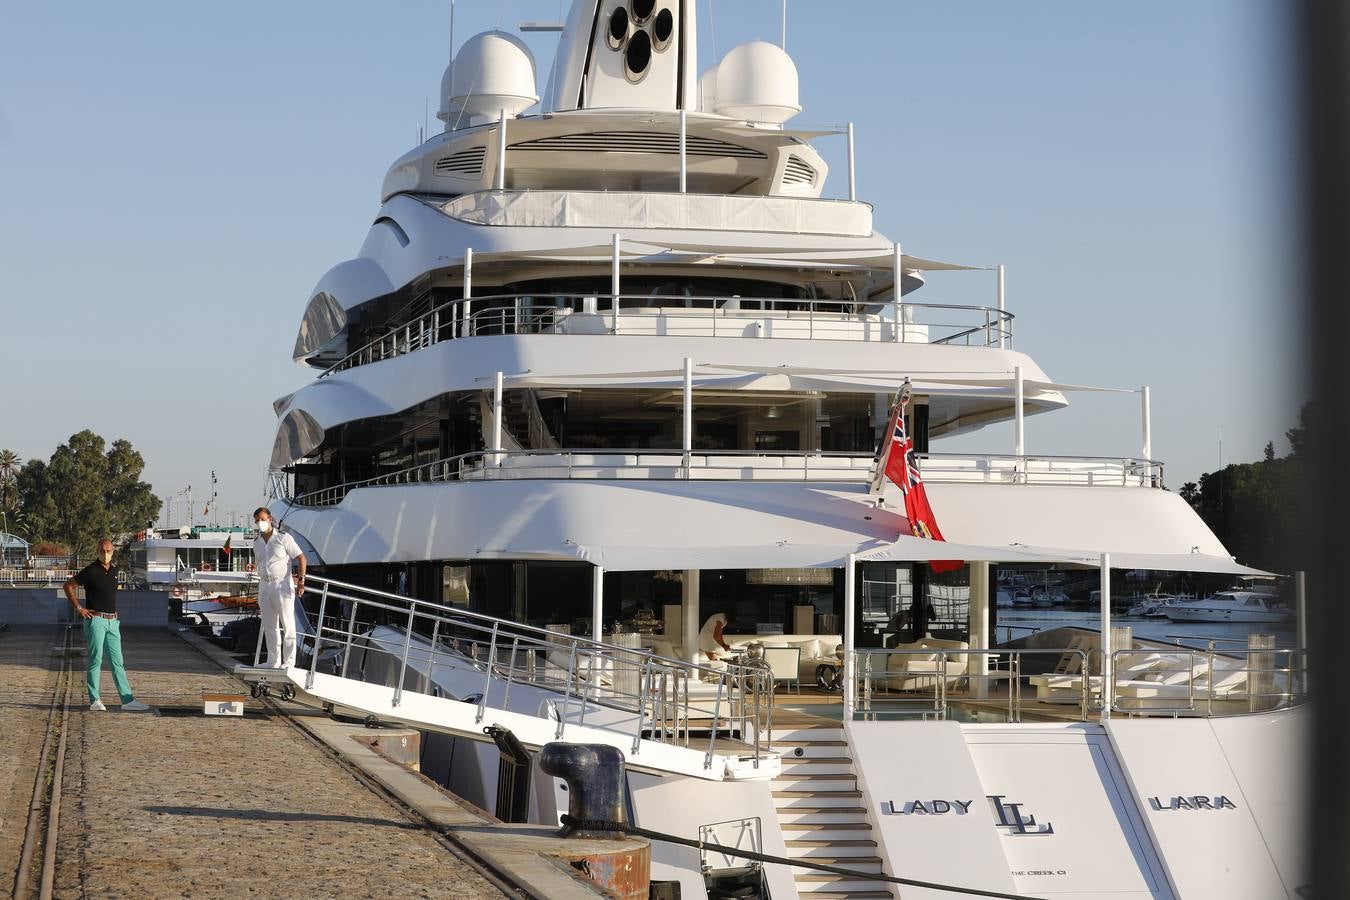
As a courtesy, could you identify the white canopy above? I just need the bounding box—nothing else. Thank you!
[276,477,1263,576]
[443,190,877,239]
[463,235,981,274]
[572,535,1068,572]
[1000,546,1275,577]
[919,483,1276,574]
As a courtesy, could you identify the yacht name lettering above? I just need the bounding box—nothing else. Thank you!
[989,795,1054,835]
[882,799,974,815]
[1148,795,1238,811]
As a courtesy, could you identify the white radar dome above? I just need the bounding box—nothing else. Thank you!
[696,64,720,115]
[436,63,454,125]
[445,31,539,127]
[713,41,801,124]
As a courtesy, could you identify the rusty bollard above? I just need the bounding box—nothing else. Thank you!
[539,742,650,898]
[539,742,628,837]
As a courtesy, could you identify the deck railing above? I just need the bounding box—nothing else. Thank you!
[0,568,130,587]
[317,293,1015,377]
[283,449,1164,509]
[847,644,1308,722]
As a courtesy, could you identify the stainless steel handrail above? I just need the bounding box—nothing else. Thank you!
[919,452,1164,487]
[1109,646,1308,716]
[847,644,1309,721]
[317,292,1017,377]
[297,574,773,767]
[850,647,1101,722]
[289,448,1166,508]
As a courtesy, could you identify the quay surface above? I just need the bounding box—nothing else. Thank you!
[0,623,616,899]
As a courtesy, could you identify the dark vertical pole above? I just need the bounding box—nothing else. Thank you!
[512,560,528,623]
[911,565,929,638]
[988,565,999,646]
[1300,1,1350,894]
[832,565,844,631]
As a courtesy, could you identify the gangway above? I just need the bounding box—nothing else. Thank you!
[235,575,779,781]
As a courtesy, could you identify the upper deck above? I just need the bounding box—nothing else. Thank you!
[317,292,1014,379]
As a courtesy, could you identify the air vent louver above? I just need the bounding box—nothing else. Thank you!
[782,155,816,187]
[510,131,766,159]
[433,146,487,177]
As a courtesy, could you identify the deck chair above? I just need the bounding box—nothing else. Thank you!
[761,646,802,693]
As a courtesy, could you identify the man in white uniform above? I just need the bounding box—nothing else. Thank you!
[252,506,306,668]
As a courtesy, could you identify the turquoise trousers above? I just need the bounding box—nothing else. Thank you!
[83,616,134,703]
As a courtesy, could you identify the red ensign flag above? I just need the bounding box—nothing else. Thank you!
[874,380,963,573]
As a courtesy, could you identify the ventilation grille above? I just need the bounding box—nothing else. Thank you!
[510,131,766,159]
[782,155,816,187]
[434,146,487,177]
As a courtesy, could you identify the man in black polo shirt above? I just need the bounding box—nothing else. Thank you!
[64,538,150,712]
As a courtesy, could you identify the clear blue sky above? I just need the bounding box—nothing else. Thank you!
[0,1,1296,526]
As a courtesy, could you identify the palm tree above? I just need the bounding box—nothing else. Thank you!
[0,449,21,536]
[0,448,18,483]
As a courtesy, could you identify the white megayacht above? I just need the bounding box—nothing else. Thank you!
[242,4,1306,898]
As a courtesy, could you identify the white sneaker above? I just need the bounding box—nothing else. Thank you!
[120,700,151,711]
[89,700,106,711]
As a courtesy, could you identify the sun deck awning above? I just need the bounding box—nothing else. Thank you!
[571,535,1066,572]
[922,483,1269,574]
[464,238,981,274]
[277,478,1247,574]
[1021,548,1274,577]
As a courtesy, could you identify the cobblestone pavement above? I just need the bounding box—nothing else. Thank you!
[0,625,65,888]
[1,624,506,899]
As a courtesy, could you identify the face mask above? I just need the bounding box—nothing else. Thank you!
[257,519,273,534]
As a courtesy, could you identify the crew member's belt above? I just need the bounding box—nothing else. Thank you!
[93,612,117,619]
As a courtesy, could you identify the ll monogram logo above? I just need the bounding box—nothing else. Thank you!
[988,794,1054,835]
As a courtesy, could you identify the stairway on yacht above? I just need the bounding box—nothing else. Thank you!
[769,715,892,899]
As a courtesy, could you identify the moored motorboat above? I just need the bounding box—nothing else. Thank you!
[1163,590,1293,624]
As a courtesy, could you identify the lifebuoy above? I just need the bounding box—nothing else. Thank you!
[201,562,214,572]
[245,563,256,573]
[170,587,184,599]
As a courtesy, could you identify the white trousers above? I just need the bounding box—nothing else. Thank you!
[259,580,297,667]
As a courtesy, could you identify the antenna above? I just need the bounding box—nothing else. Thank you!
[202,471,219,522]
[781,0,787,50]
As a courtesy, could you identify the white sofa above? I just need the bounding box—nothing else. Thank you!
[871,638,969,692]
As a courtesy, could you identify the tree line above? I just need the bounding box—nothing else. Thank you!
[1178,403,1310,574]
[0,430,161,559]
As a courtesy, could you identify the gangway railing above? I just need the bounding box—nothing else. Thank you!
[255,575,774,774]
